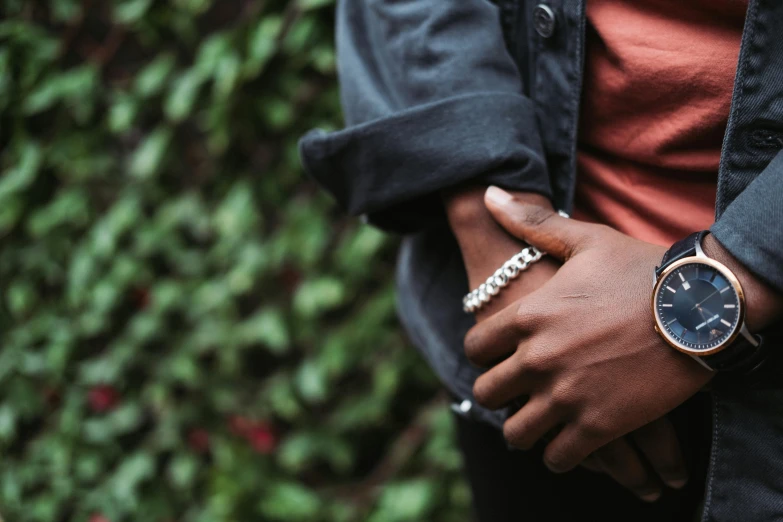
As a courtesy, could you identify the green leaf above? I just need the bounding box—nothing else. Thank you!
[371,480,436,522]
[108,93,138,133]
[259,482,321,521]
[23,66,97,114]
[135,53,176,97]
[168,454,199,489]
[0,142,42,200]
[294,360,328,403]
[164,69,204,121]
[7,280,36,317]
[237,308,290,354]
[129,127,171,179]
[0,404,17,442]
[109,452,155,506]
[113,0,154,23]
[245,17,281,77]
[293,278,346,318]
[299,0,335,10]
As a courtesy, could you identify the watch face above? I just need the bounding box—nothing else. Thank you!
[654,260,743,354]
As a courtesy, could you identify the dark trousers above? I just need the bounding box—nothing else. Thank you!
[455,394,711,522]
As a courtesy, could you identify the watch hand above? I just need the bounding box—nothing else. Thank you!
[691,289,720,311]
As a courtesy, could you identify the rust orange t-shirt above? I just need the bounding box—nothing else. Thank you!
[573,0,747,246]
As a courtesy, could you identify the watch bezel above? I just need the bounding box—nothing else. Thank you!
[651,256,746,357]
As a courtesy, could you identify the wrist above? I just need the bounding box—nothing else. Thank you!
[442,186,558,318]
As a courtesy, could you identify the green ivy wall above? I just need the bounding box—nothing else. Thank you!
[0,1,469,520]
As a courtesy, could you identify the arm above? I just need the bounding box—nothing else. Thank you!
[466,187,783,477]
[305,1,690,499]
[299,0,550,232]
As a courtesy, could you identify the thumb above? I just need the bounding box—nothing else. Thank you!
[484,186,592,261]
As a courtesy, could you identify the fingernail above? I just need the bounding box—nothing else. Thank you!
[485,186,513,206]
[666,477,688,490]
[543,458,564,474]
[640,491,662,503]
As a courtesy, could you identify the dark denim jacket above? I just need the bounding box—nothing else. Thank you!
[300,1,783,520]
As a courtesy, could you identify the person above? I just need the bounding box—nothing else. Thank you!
[299,0,783,520]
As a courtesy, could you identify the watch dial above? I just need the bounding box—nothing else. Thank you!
[655,262,741,352]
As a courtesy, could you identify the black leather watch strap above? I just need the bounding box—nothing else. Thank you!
[702,333,765,373]
[655,230,707,279]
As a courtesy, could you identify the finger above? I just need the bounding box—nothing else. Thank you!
[631,417,689,490]
[502,395,561,450]
[580,455,604,473]
[473,351,535,410]
[594,438,663,503]
[484,186,596,261]
[464,301,528,368]
[543,423,608,475]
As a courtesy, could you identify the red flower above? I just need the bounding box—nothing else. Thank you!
[89,514,111,522]
[228,415,277,454]
[247,424,277,454]
[88,385,119,413]
[187,428,211,454]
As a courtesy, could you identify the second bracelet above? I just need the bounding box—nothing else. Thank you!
[462,246,545,314]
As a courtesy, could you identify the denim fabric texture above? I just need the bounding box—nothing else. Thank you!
[299,1,783,520]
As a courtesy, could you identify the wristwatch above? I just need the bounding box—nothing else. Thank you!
[651,231,764,372]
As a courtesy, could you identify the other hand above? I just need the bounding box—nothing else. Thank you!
[465,187,714,477]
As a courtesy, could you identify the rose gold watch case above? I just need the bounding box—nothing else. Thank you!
[651,255,747,357]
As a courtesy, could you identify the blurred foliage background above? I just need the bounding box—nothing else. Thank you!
[0,0,470,520]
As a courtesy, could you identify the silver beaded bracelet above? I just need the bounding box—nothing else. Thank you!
[462,210,570,314]
[462,246,545,313]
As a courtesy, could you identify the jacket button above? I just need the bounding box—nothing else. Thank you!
[533,4,556,38]
[450,399,474,419]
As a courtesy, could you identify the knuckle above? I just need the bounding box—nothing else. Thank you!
[515,302,543,330]
[523,348,554,375]
[503,418,535,450]
[549,381,576,409]
[463,331,483,366]
[472,378,493,408]
[577,415,609,442]
[502,420,524,448]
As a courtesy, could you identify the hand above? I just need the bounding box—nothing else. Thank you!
[465,187,715,477]
[579,417,688,501]
[445,186,689,501]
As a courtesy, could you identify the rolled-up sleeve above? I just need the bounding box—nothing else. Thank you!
[711,150,783,293]
[299,0,549,232]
